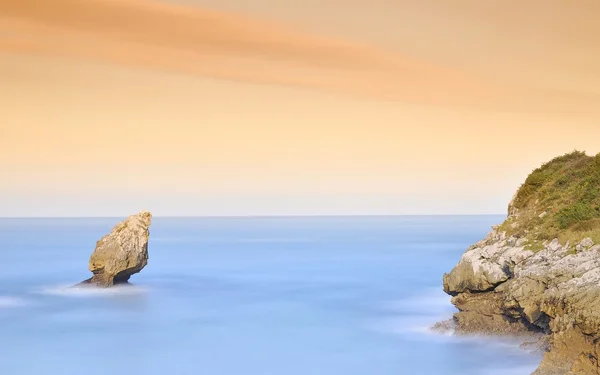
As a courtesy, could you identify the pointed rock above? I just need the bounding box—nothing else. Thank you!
[80,211,152,287]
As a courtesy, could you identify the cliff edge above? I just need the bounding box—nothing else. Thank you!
[442,151,600,375]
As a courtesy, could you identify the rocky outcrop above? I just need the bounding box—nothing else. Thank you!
[80,211,152,287]
[443,223,600,374]
[441,151,600,374]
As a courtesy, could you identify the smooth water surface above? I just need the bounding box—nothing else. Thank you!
[0,216,540,374]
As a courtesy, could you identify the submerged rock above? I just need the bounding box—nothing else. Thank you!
[79,211,152,287]
[441,151,600,375]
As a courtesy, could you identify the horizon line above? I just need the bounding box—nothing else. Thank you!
[0,213,507,219]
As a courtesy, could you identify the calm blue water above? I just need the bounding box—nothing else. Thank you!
[0,216,540,375]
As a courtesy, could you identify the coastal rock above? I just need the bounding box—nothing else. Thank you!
[442,151,600,375]
[445,235,600,374]
[80,211,152,287]
[575,237,594,252]
[443,229,534,295]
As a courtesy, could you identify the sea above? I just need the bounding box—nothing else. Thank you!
[0,216,541,375]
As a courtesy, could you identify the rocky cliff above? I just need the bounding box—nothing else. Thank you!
[442,151,600,375]
[80,211,152,287]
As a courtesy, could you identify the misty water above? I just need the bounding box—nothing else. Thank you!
[0,216,540,374]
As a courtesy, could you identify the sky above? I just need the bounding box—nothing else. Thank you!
[1,0,600,217]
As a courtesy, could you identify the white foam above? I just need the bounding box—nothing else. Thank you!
[0,296,27,308]
[375,288,457,337]
[372,315,456,341]
[382,288,454,313]
[37,284,147,298]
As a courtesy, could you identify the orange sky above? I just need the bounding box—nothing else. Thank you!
[1,0,599,216]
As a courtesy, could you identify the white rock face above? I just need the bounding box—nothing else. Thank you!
[443,232,600,375]
[443,229,534,294]
[575,237,595,252]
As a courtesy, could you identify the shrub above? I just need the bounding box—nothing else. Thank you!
[557,203,596,229]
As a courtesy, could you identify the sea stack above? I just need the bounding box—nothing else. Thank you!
[442,151,600,375]
[80,211,152,287]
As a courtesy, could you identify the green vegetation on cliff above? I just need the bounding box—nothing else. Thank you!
[499,150,600,248]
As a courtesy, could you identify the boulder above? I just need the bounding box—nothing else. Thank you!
[80,211,152,287]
